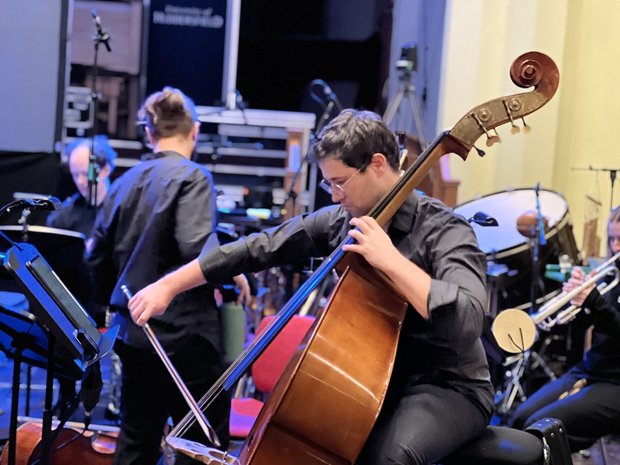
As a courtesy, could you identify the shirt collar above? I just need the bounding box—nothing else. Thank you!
[389,190,420,234]
[141,150,184,161]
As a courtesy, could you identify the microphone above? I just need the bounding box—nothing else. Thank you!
[311,79,343,111]
[0,197,61,224]
[91,9,112,52]
[92,9,102,29]
[534,182,547,245]
[469,211,498,227]
[80,361,103,429]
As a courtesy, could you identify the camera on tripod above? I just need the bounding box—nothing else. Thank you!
[383,42,426,146]
[396,42,418,74]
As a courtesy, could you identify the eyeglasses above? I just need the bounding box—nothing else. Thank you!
[319,166,365,196]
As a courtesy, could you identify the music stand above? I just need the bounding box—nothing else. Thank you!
[1,243,118,465]
[0,304,85,465]
[0,226,87,300]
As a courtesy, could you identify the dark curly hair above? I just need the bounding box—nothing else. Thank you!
[310,109,400,171]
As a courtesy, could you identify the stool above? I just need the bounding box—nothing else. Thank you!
[439,426,545,465]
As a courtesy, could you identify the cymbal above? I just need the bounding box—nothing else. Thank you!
[0,225,88,301]
[0,225,85,242]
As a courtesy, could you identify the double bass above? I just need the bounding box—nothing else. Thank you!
[167,51,560,465]
[0,420,118,465]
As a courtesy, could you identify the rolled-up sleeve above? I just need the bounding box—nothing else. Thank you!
[198,205,346,284]
[426,218,487,343]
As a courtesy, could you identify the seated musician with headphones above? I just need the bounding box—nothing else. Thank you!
[47,135,117,238]
[508,205,620,451]
[45,135,117,418]
[128,109,495,465]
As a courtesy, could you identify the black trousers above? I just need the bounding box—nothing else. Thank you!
[356,383,489,465]
[112,339,230,465]
[508,367,620,451]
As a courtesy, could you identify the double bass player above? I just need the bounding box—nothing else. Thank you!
[128,109,494,465]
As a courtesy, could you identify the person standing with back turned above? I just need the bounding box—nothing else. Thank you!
[87,87,234,465]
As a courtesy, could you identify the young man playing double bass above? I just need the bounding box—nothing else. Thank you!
[128,109,494,465]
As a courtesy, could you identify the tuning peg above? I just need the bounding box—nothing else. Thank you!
[522,118,531,133]
[486,136,500,147]
[473,146,486,157]
[503,100,521,135]
[485,129,502,147]
[471,112,501,148]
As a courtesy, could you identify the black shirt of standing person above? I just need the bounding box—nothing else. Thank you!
[87,150,221,353]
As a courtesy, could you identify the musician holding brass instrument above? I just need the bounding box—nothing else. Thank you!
[508,205,620,451]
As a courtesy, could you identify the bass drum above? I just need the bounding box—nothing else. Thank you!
[454,188,580,310]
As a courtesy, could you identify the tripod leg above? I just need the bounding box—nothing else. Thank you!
[405,87,428,147]
[383,89,406,127]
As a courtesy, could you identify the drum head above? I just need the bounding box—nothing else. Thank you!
[454,189,567,258]
[455,188,580,310]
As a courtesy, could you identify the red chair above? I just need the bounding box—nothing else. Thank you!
[228,314,315,438]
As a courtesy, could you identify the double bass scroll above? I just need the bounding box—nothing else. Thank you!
[170,51,560,465]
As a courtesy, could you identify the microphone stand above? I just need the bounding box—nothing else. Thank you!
[494,188,557,421]
[530,184,547,313]
[572,165,620,210]
[87,10,112,207]
[281,99,335,217]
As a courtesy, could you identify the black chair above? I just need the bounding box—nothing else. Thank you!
[439,418,573,465]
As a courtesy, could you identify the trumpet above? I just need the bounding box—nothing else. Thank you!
[492,251,620,353]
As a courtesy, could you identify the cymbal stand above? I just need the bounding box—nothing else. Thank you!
[529,183,547,313]
[494,345,557,421]
[571,165,620,211]
[383,59,428,148]
[495,185,557,421]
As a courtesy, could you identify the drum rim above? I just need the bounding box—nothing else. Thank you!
[454,187,569,207]
[454,187,572,258]
[486,212,572,260]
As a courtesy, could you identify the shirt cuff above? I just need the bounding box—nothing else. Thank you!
[428,278,459,317]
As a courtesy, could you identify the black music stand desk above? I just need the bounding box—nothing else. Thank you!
[1,242,118,465]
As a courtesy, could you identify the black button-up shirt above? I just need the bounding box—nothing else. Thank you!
[580,280,620,382]
[87,151,220,353]
[198,191,494,416]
